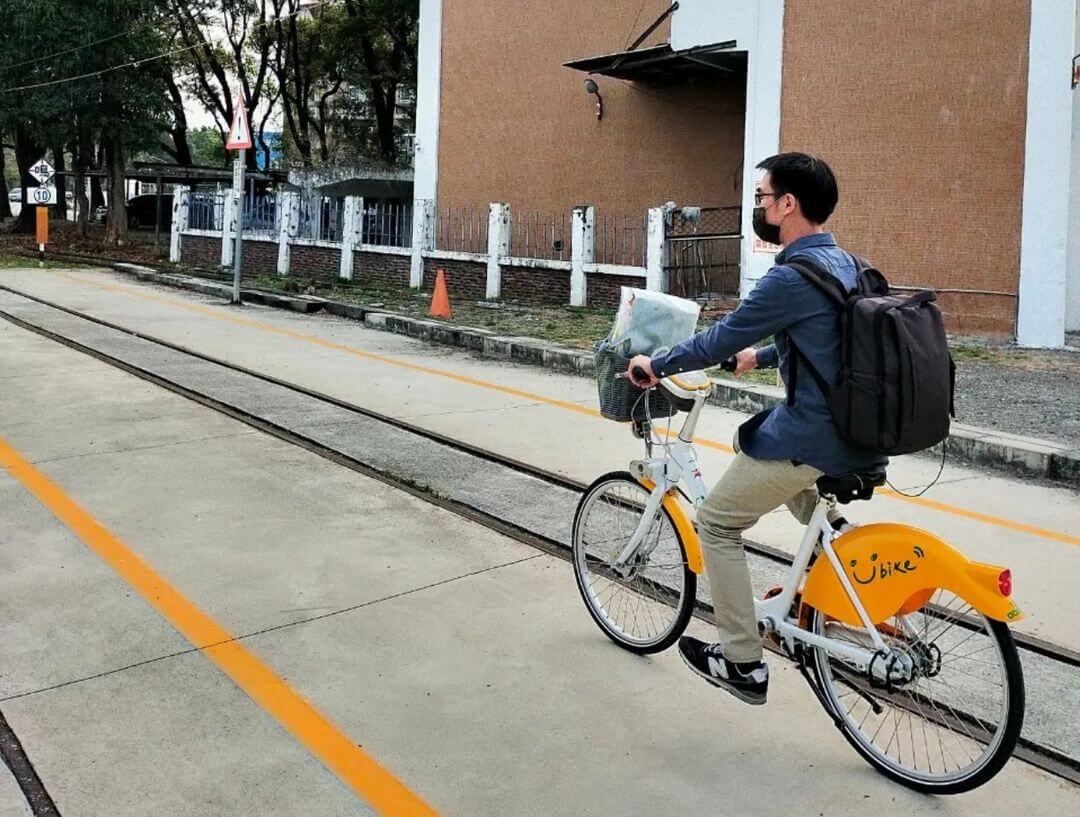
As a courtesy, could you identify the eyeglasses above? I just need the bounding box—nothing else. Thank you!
[754,192,783,205]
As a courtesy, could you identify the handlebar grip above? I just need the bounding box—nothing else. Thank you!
[720,357,737,372]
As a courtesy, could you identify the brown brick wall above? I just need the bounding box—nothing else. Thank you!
[500,266,571,306]
[586,273,646,309]
[779,0,1030,338]
[239,239,278,277]
[181,234,220,267]
[438,0,745,220]
[290,244,341,282]
[354,251,410,288]
[424,258,488,301]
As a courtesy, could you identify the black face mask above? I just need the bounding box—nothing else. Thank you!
[752,206,782,246]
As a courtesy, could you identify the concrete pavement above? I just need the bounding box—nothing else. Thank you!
[1,321,1078,814]
[1,267,1076,648]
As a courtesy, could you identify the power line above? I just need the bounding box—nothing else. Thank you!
[0,0,334,96]
[4,31,133,71]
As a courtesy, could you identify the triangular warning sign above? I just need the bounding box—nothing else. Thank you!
[226,98,252,151]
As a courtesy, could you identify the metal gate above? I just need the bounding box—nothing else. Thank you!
[664,206,741,303]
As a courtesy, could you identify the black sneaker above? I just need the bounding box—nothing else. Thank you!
[678,637,768,705]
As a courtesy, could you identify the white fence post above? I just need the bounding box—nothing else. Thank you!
[645,207,666,291]
[570,205,594,307]
[340,196,364,280]
[277,191,300,276]
[486,202,511,300]
[221,193,236,268]
[410,198,435,288]
[169,185,189,263]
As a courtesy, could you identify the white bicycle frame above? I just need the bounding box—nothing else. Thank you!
[612,384,909,684]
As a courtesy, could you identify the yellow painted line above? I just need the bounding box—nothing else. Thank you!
[877,488,1080,546]
[33,270,1080,547]
[0,435,439,817]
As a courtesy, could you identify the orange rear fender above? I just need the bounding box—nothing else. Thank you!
[802,524,1023,626]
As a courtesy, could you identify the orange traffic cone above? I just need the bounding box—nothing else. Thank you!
[430,268,452,319]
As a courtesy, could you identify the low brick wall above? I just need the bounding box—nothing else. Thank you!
[501,266,570,306]
[355,251,409,288]
[290,244,341,282]
[181,234,220,267]
[423,258,487,301]
[239,238,278,277]
[586,272,646,308]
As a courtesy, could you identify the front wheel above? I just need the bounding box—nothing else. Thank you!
[572,471,696,654]
[807,589,1024,794]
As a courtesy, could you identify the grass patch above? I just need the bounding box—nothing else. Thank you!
[0,250,83,270]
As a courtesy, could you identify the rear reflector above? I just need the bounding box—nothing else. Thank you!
[999,569,1012,596]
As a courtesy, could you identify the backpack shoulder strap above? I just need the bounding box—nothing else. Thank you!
[783,256,849,307]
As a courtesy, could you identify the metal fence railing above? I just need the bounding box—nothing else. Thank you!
[298,196,344,243]
[435,206,488,254]
[187,192,225,231]
[668,205,741,238]
[242,194,279,238]
[362,202,412,248]
[595,213,647,267]
[509,211,568,261]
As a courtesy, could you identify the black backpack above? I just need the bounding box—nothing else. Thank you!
[783,256,955,456]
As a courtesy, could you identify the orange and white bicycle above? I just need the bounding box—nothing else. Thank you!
[572,368,1025,794]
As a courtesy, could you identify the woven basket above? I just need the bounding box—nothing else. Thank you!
[594,342,677,423]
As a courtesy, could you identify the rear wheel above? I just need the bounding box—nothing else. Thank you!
[807,589,1024,794]
[572,471,696,654]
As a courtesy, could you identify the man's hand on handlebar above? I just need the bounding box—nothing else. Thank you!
[734,347,758,375]
[627,355,660,388]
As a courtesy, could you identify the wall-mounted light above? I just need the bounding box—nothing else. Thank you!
[584,78,603,121]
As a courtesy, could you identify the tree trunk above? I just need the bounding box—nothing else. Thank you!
[0,133,12,221]
[74,122,92,237]
[51,146,68,221]
[13,125,44,234]
[165,73,194,166]
[103,138,127,245]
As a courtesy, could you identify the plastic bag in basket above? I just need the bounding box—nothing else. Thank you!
[610,287,700,356]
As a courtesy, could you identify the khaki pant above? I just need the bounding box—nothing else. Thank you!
[698,442,833,664]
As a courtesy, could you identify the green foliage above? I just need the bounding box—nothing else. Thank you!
[188,126,227,167]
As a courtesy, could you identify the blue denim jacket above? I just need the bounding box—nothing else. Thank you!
[651,232,887,476]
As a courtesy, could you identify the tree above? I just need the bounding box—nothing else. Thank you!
[167,0,278,171]
[0,0,169,240]
[267,0,346,167]
[340,0,417,165]
[188,126,228,167]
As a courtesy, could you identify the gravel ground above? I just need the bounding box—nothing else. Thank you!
[953,347,1080,447]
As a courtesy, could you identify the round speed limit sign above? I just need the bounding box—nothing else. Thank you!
[30,187,55,205]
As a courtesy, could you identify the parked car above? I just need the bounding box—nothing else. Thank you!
[126,194,174,230]
[7,187,21,202]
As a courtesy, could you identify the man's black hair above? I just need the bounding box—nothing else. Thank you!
[756,153,838,224]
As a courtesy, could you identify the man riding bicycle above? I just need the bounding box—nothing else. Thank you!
[628,153,887,705]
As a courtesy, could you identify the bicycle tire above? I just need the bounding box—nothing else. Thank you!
[806,597,1024,794]
[572,471,696,654]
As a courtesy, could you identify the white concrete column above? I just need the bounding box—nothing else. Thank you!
[220,194,236,268]
[570,205,595,307]
[410,0,443,270]
[737,2,784,297]
[1066,2,1080,333]
[486,202,511,300]
[645,207,666,291]
[169,185,189,263]
[340,196,364,280]
[410,198,435,288]
[277,191,300,275]
[1016,0,1074,348]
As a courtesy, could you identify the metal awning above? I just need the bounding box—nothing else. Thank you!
[563,40,744,83]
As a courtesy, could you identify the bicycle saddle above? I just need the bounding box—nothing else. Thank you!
[816,470,886,503]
